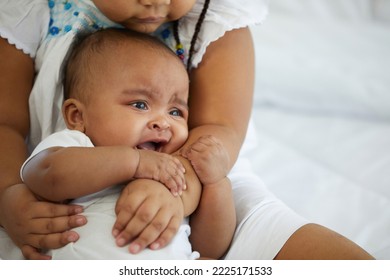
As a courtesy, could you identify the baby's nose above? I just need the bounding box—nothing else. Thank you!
[149,117,170,131]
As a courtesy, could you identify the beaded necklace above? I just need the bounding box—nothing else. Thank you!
[47,0,210,71]
[168,0,210,72]
[173,21,185,61]
[160,24,185,62]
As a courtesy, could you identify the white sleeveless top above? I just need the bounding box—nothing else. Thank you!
[0,0,269,152]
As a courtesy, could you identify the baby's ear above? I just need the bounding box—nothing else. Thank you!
[62,99,85,132]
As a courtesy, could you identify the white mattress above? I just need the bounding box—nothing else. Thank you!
[249,0,390,259]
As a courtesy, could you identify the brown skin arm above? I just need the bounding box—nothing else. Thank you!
[185,27,255,258]
[23,145,189,203]
[188,27,254,166]
[0,38,32,191]
[112,157,201,252]
[190,178,235,259]
[173,155,202,217]
[182,28,375,260]
[23,146,141,202]
[0,38,87,259]
[184,28,375,261]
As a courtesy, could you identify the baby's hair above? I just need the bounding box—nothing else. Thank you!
[173,0,210,72]
[62,28,182,101]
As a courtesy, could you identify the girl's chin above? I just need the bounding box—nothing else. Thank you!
[123,22,163,34]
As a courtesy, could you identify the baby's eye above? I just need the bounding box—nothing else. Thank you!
[131,101,148,110]
[169,108,184,117]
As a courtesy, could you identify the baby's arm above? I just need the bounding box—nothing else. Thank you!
[112,154,202,253]
[181,135,236,259]
[22,146,186,202]
[136,149,186,196]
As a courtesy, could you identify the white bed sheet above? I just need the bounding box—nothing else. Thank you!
[250,0,390,259]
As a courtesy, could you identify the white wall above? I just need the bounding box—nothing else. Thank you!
[269,0,390,21]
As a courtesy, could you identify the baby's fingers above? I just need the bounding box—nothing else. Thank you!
[112,203,137,238]
[149,214,181,251]
[162,160,186,196]
[172,157,186,174]
[115,200,160,247]
[128,210,180,253]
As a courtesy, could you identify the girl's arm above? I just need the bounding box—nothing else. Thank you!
[186,27,255,257]
[181,135,236,259]
[0,39,32,196]
[188,27,255,165]
[0,38,86,259]
[190,178,235,259]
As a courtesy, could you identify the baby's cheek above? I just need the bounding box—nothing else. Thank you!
[165,130,188,154]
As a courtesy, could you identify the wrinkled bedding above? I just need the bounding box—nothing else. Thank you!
[249,0,390,259]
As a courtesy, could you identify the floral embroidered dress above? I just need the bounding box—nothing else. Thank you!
[0,0,268,151]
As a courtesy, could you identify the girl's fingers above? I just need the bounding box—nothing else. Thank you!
[24,230,80,251]
[30,201,84,219]
[21,245,52,260]
[28,215,87,234]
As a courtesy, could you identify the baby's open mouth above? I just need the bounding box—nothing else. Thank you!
[136,141,163,152]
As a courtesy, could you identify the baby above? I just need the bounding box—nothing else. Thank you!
[20,28,231,259]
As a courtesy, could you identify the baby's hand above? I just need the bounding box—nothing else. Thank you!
[135,149,186,196]
[113,179,184,253]
[180,135,229,185]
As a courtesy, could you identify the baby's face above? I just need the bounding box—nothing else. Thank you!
[80,42,189,154]
[92,0,197,33]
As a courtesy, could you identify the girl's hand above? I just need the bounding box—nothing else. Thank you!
[0,184,87,259]
[112,179,184,254]
[135,150,186,196]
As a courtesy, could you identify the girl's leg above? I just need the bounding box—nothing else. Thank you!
[275,223,374,260]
